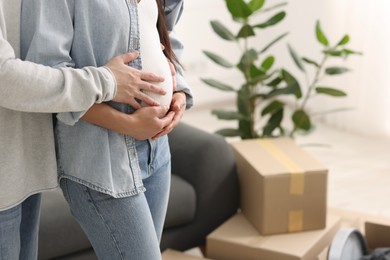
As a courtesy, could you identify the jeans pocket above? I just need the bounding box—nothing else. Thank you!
[147,139,153,176]
[135,139,152,179]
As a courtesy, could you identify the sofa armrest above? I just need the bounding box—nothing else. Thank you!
[163,123,240,250]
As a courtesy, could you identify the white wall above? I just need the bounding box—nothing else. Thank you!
[175,0,239,107]
[320,0,390,137]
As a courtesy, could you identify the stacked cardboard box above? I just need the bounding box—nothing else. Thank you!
[328,207,390,250]
[326,207,390,258]
[365,219,390,251]
[339,209,390,251]
[206,137,335,259]
[162,249,212,260]
[327,207,363,230]
[207,213,340,260]
[231,137,328,235]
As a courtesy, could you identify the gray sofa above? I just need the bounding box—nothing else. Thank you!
[38,123,240,259]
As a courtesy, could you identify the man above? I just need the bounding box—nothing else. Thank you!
[0,0,191,259]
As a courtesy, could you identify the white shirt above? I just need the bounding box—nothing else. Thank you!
[138,0,173,106]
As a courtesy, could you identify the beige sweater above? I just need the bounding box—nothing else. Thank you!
[0,0,117,210]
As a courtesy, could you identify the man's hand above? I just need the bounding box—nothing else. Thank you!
[105,51,166,109]
[152,91,186,139]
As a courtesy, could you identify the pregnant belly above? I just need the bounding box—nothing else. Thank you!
[141,50,173,107]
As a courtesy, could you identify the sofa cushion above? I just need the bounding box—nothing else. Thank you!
[38,189,92,260]
[164,174,196,229]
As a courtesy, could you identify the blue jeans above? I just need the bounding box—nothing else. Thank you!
[0,194,41,260]
[60,137,171,260]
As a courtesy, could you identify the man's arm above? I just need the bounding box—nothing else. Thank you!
[0,2,165,114]
[0,31,116,113]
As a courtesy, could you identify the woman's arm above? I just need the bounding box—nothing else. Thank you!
[81,103,175,140]
[164,0,194,109]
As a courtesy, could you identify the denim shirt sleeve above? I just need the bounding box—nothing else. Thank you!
[165,0,194,109]
[21,0,87,125]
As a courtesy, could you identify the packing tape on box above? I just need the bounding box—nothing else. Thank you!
[257,139,305,195]
[289,210,304,232]
[258,139,305,232]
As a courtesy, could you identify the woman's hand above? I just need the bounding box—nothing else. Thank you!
[105,51,167,109]
[168,59,177,92]
[130,106,175,140]
[152,91,186,139]
[81,104,174,140]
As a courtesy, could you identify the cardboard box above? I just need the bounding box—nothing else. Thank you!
[364,217,390,251]
[328,207,390,253]
[231,138,328,235]
[328,207,363,230]
[206,213,341,260]
[317,246,329,260]
[162,249,212,260]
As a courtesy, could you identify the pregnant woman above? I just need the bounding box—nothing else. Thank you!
[21,0,192,259]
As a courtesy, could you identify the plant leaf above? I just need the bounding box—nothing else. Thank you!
[201,78,236,91]
[251,93,267,100]
[237,88,251,115]
[265,76,283,87]
[261,56,275,70]
[210,20,236,41]
[263,109,284,136]
[261,100,284,116]
[237,89,254,138]
[342,48,363,56]
[259,32,289,54]
[260,2,288,13]
[248,72,274,86]
[203,50,234,68]
[281,69,302,98]
[237,49,258,72]
[323,49,343,57]
[249,65,266,80]
[212,110,249,120]
[302,57,320,68]
[237,24,256,38]
[337,34,350,46]
[215,128,241,137]
[225,0,252,18]
[254,11,286,29]
[312,107,354,117]
[292,109,311,131]
[325,66,350,75]
[249,0,265,12]
[315,87,347,97]
[315,20,329,46]
[288,44,305,72]
[239,120,254,139]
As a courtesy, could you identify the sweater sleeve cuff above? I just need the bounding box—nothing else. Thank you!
[100,66,117,102]
[175,70,194,109]
[56,111,87,126]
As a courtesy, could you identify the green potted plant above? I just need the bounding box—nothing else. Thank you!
[201,0,361,139]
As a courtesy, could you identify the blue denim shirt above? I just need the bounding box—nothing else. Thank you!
[20,0,192,198]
